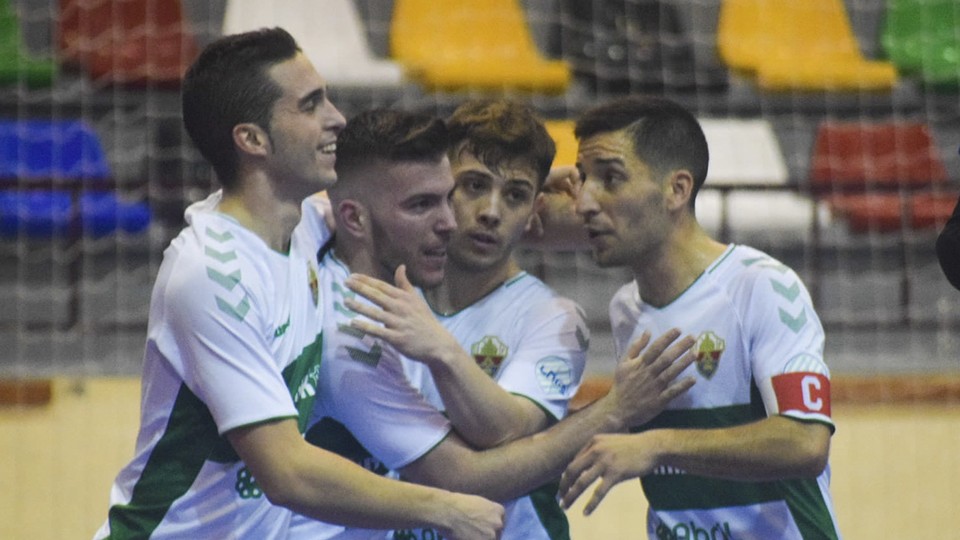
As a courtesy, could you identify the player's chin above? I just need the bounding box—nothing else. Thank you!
[411,261,446,289]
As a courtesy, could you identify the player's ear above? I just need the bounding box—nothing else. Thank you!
[337,199,367,237]
[233,123,270,157]
[525,192,547,235]
[664,169,694,212]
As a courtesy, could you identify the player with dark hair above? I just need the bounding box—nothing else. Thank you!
[290,106,697,539]
[95,28,503,540]
[557,96,842,539]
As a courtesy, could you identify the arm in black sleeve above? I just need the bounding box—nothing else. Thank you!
[936,193,960,291]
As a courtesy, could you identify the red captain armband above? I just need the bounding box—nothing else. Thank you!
[771,372,832,417]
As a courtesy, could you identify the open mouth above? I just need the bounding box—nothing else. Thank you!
[467,231,498,246]
[319,142,337,154]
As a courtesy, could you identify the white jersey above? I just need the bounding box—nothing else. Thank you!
[393,271,589,540]
[95,192,331,540]
[610,244,841,540]
[288,252,453,540]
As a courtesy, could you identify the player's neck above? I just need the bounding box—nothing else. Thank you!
[426,258,521,315]
[218,178,301,253]
[634,226,728,308]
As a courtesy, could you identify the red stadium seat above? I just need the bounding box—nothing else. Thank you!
[57,0,199,88]
[809,120,950,233]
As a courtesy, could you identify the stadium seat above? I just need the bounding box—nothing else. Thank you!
[0,119,150,238]
[809,120,949,233]
[881,0,960,86]
[222,0,404,88]
[717,0,896,91]
[390,0,571,93]
[57,0,199,88]
[0,0,55,87]
[696,118,822,242]
[558,0,727,93]
[809,121,948,192]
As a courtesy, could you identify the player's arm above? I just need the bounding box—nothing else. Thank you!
[558,415,831,514]
[394,330,696,502]
[226,418,503,539]
[936,191,960,290]
[345,266,555,447]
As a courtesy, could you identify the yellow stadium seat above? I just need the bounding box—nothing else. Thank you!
[544,120,578,166]
[390,0,571,93]
[717,0,896,91]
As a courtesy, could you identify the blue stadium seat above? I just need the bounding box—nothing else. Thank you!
[0,119,150,238]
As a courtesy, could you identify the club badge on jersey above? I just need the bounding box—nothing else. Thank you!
[694,331,725,379]
[307,262,319,306]
[471,335,508,378]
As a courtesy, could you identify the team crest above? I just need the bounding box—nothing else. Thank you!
[307,262,319,306]
[694,331,725,379]
[471,335,508,378]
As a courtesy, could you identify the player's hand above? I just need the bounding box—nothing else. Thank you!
[344,265,461,367]
[436,493,504,540]
[522,166,589,249]
[558,432,657,515]
[605,328,696,429]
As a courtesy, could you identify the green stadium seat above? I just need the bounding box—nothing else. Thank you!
[881,0,960,86]
[0,0,55,87]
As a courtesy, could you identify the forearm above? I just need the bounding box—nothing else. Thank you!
[229,420,459,531]
[645,416,831,481]
[429,349,551,447]
[404,394,624,501]
[936,195,960,290]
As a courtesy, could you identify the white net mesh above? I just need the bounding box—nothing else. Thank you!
[0,0,958,377]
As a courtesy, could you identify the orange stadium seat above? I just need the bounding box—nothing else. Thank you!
[717,0,896,91]
[57,0,199,88]
[544,120,577,166]
[390,0,571,93]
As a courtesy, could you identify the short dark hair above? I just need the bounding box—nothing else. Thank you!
[445,100,556,189]
[575,96,709,205]
[181,27,300,190]
[334,108,449,178]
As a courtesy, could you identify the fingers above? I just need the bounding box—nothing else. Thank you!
[558,457,598,510]
[636,328,684,366]
[623,330,652,362]
[393,265,416,293]
[582,479,614,516]
[343,297,388,324]
[345,273,401,305]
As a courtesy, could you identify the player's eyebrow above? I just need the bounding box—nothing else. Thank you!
[298,87,326,108]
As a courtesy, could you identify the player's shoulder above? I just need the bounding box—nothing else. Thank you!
[505,271,583,315]
[160,208,275,317]
[710,244,802,286]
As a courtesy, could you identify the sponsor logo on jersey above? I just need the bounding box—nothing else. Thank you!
[654,518,733,540]
[307,262,319,306]
[694,331,725,379]
[294,363,321,404]
[471,335,508,377]
[537,356,574,395]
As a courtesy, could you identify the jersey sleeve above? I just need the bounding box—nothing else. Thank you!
[159,243,298,435]
[494,296,589,420]
[317,284,452,470]
[743,264,834,430]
